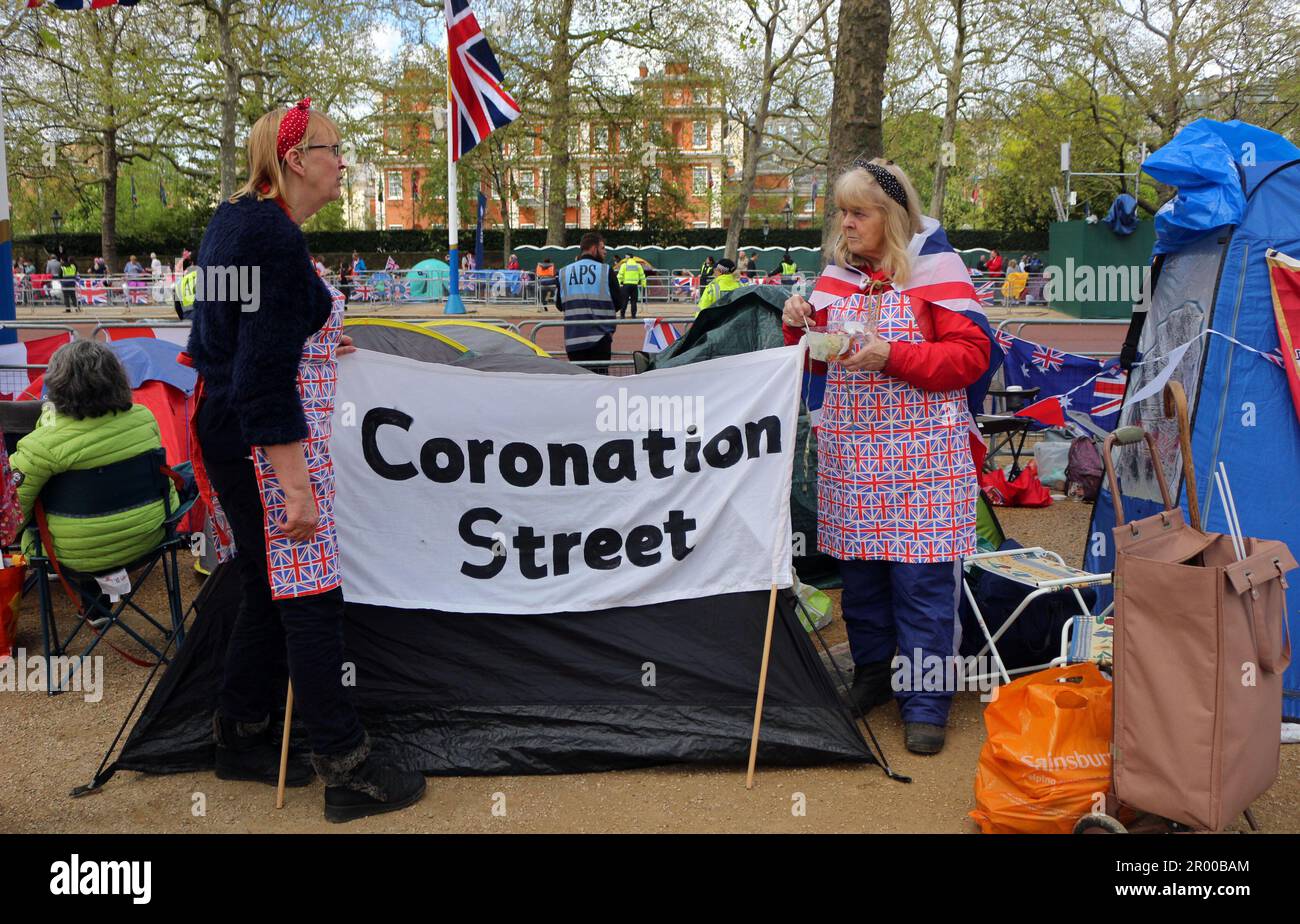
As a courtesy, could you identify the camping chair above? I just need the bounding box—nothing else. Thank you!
[28,447,196,694]
[962,547,1112,685]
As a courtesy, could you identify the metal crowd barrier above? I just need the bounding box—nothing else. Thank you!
[995,317,1128,360]
[524,317,696,361]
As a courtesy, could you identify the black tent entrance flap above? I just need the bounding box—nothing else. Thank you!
[92,562,873,783]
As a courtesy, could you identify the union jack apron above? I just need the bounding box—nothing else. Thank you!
[252,282,345,600]
[816,290,978,564]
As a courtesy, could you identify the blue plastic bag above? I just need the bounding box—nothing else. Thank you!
[1143,119,1300,255]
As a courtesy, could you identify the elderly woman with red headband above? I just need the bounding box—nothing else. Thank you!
[783,158,990,755]
[186,100,425,822]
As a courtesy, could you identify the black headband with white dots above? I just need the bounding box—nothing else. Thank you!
[852,159,908,211]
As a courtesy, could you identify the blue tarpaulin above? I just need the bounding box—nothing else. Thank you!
[1103,194,1139,236]
[1143,118,1300,255]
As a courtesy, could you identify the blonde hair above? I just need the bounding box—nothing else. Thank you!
[231,107,342,204]
[830,158,924,285]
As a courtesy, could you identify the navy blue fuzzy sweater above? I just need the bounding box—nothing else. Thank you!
[187,195,332,461]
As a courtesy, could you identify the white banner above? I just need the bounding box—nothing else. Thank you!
[332,346,803,613]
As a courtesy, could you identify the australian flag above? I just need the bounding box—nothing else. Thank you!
[1003,332,1125,430]
[446,0,520,162]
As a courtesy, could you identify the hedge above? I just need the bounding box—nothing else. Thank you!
[13,225,1049,267]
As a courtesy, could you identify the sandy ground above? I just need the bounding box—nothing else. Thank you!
[3,498,1296,835]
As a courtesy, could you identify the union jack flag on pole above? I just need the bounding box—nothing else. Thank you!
[445,0,520,163]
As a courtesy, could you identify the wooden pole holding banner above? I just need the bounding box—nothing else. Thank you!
[745,583,780,789]
[746,340,809,788]
[275,681,294,809]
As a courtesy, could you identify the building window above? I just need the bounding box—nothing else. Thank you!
[692,166,709,195]
[593,126,609,152]
[386,171,404,200]
[565,173,576,199]
[411,170,420,200]
[692,121,706,149]
[518,169,535,193]
[387,223,404,231]
[595,169,610,194]
[650,168,662,194]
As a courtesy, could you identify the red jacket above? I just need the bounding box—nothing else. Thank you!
[783,295,989,393]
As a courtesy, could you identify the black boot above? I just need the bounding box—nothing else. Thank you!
[213,713,313,787]
[312,736,427,824]
[847,660,894,714]
[904,722,946,755]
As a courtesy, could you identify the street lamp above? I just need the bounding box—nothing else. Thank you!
[762,218,770,242]
[782,201,793,231]
[51,209,63,257]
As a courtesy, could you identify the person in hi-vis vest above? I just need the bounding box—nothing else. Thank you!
[616,254,646,319]
[555,231,626,374]
[780,249,798,285]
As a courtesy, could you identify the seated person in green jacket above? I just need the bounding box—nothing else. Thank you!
[11,340,178,574]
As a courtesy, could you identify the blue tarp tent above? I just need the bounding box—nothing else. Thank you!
[1085,120,1300,720]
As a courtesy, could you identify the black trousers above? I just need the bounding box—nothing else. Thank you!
[619,284,639,319]
[204,455,366,757]
[566,336,612,374]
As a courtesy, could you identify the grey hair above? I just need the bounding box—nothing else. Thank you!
[44,340,133,420]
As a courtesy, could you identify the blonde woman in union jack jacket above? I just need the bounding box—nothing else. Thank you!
[782,158,990,756]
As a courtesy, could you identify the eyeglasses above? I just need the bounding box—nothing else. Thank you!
[306,143,343,159]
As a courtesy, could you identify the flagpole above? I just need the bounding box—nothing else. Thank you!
[444,25,466,316]
[0,93,16,346]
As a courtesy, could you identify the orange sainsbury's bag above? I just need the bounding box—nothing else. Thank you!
[970,663,1113,834]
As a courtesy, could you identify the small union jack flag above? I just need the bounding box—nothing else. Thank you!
[446,0,520,162]
[641,318,681,354]
[994,329,1015,354]
[1031,345,1065,373]
[1265,348,1287,369]
[384,255,400,272]
[353,282,374,302]
[127,286,151,305]
[77,280,108,305]
[1091,371,1127,418]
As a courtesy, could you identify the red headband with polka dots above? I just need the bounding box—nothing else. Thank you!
[276,98,312,162]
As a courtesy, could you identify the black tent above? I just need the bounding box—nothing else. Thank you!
[88,321,872,786]
[102,565,871,778]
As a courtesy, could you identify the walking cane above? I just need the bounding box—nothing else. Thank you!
[275,681,294,809]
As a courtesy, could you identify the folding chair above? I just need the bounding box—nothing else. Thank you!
[962,547,1112,685]
[28,447,197,694]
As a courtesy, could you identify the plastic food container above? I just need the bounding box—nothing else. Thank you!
[805,325,858,361]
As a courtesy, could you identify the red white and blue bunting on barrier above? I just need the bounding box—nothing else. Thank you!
[26,1,139,9]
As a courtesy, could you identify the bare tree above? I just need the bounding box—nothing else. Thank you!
[822,0,891,255]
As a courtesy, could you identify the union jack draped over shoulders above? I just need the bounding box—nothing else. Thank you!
[810,216,985,317]
[445,0,520,162]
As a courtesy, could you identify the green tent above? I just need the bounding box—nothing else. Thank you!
[637,286,1004,587]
